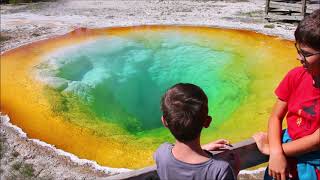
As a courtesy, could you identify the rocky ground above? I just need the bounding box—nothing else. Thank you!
[0,0,297,53]
[0,0,300,179]
[0,116,120,180]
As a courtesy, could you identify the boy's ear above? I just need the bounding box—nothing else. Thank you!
[203,116,212,128]
[161,116,168,128]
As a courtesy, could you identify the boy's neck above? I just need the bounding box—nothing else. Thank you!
[172,139,211,164]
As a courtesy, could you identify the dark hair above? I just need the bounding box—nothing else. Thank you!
[295,9,320,51]
[161,83,208,142]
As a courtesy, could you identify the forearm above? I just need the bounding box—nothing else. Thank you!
[268,100,287,155]
[282,129,320,157]
[268,116,284,154]
[265,100,288,179]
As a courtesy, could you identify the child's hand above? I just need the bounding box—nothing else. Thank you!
[252,132,270,155]
[269,153,289,180]
[202,139,231,151]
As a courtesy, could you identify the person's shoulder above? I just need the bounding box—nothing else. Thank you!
[207,158,235,179]
[287,66,306,76]
[156,142,173,151]
[284,66,308,83]
[208,157,231,169]
[154,142,173,159]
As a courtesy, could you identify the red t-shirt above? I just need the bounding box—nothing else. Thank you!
[275,67,320,140]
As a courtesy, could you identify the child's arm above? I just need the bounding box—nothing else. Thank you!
[283,128,320,156]
[253,128,320,156]
[267,99,288,180]
[202,139,240,176]
[201,139,231,151]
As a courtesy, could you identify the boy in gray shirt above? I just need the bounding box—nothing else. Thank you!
[154,83,237,180]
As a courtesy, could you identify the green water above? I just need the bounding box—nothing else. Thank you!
[39,32,250,135]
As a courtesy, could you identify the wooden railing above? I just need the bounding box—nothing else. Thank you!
[106,138,268,180]
[265,0,320,21]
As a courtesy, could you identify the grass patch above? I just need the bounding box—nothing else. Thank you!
[11,162,22,171]
[0,34,11,42]
[9,0,32,3]
[1,0,54,4]
[264,24,275,28]
[20,163,35,178]
[0,138,3,159]
[237,10,264,17]
[11,162,36,178]
[1,0,33,4]
[0,136,8,160]
[12,150,20,157]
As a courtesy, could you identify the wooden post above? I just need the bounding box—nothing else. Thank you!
[301,0,307,16]
[265,0,271,15]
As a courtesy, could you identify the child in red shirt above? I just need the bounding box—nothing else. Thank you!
[253,9,320,180]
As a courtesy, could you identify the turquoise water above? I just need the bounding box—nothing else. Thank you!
[39,32,250,134]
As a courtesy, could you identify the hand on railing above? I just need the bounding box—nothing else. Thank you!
[252,132,270,155]
[253,132,293,180]
[201,139,232,151]
[202,139,240,176]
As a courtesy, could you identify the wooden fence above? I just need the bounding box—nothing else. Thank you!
[265,0,320,21]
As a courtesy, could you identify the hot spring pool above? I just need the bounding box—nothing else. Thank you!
[0,26,298,169]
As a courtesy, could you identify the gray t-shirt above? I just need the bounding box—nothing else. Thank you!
[154,143,236,180]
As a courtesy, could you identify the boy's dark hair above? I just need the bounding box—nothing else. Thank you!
[295,9,320,51]
[161,83,208,142]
